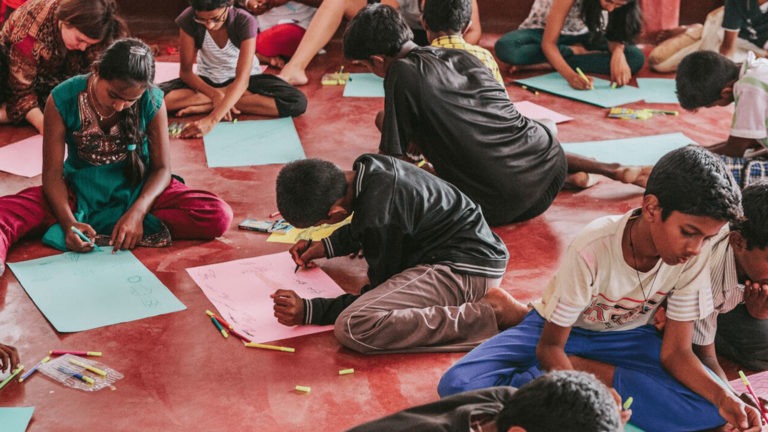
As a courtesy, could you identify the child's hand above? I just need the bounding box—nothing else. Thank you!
[0,343,19,373]
[567,71,592,90]
[610,52,632,87]
[271,289,305,326]
[609,389,631,425]
[744,280,768,320]
[717,395,762,431]
[110,208,145,252]
[180,118,217,138]
[289,239,324,270]
[66,222,97,252]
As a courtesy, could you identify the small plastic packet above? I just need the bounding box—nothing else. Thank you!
[39,354,123,392]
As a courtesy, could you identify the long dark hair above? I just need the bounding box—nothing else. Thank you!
[94,38,156,185]
[580,0,642,44]
[56,0,128,46]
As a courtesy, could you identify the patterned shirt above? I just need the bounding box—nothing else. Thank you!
[431,35,503,85]
[519,0,588,35]
[0,0,96,123]
[693,229,743,345]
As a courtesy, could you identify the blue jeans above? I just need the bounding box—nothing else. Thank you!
[494,28,645,75]
[438,311,725,431]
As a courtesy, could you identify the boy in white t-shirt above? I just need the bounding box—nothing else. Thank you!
[439,146,761,431]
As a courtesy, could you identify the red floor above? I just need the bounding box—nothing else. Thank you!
[0,34,745,431]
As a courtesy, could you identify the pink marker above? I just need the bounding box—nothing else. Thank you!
[49,350,102,357]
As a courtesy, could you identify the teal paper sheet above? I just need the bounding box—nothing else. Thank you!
[203,118,305,168]
[0,407,34,432]
[343,73,385,98]
[561,133,697,166]
[636,78,679,104]
[625,423,644,432]
[515,72,645,108]
[8,251,186,332]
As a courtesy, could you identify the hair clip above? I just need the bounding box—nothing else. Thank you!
[129,46,149,56]
[127,144,137,151]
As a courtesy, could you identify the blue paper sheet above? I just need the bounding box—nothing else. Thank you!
[637,78,679,104]
[8,251,186,332]
[0,407,34,432]
[515,72,645,108]
[203,118,305,168]
[561,133,697,166]
[343,73,385,98]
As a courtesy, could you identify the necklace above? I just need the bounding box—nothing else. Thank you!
[88,77,116,121]
[628,217,658,313]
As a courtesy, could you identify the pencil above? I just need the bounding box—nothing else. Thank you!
[294,239,313,273]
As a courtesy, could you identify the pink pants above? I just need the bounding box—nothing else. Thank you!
[256,23,306,58]
[0,178,233,266]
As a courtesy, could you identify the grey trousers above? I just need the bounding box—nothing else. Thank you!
[716,304,768,371]
[334,264,500,354]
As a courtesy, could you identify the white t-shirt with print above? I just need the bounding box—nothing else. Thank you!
[519,0,589,35]
[731,51,768,147]
[533,210,715,331]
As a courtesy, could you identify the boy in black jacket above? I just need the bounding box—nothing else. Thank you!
[272,154,527,354]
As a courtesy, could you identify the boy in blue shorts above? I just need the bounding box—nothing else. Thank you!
[677,50,768,187]
[438,146,761,431]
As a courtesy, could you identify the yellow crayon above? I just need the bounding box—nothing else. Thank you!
[295,385,311,393]
[339,368,355,375]
[69,358,107,377]
[244,342,295,353]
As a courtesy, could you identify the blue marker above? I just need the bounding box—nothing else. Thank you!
[57,366,95,385]
[70,225,96,248]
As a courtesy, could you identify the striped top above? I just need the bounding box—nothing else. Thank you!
[431,35,504,85]
[533,210,715,331]
[693,229,742,345]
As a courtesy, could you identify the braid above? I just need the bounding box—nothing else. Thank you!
[122,103,146,185]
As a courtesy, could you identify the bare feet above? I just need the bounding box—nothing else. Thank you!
[613,166,653,188]
[278,64,309,86]
[654,25,691,44]
[508,63,554,74]
[565,172,600,189]
[176,104,213,117]
[479,287,531,330]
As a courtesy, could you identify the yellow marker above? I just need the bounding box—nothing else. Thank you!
[611,82,617,89]
[69,358,108,377]
[244,342,295,353]
[205,310,215,317]
[623,396,633,410]
[575,67,592,89]
[295,385,311,393]
[339,368,354,375]
[0,365,24,390]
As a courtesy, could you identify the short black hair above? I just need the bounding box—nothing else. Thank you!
[732,181,768,250]
[676,51,740,110]
[645,145,742,222]
[422,0,471,34]
[343,4,413,59]
[275,159,348,228]
[496,371,621,432]
[190,0,233,11]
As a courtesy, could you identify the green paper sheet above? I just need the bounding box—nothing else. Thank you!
[625,423,644,432]
[203,118,305,168]
[8,251,186,332]
[515,72,645,108]
[561,133,697,166]
[636,78,679,104]
[343,73,385,98]
[0,407,34,432]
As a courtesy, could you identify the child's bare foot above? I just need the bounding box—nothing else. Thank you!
[654,25,691,44]
[565,172,600,189]
[479,287,531,330]
[278,65,309,86]
[613,166,653,188]
[508,63,553,74]
[176,104,213,117]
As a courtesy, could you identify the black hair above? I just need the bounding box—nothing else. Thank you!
[645,145,742,222]
[676,51,740,110]
[732,181,768,250]
[275,159,348,228]
[190,0,234,12]
[343,4,414,59]
[95,38,156,186]
[56,0,127,46]
[422,0,471,34]
[581,0,642,44]
[497,371,621,432]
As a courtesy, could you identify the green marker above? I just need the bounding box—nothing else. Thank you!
[623,396,634,410]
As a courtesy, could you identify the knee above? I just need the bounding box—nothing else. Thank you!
[494,34,527,64]
[333,314,376,355]
[625,47,646,75]
[200,197,233,238]
[277,90,308,117]
[437,367,468,397]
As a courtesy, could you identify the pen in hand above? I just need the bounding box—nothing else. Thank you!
[294,239,313,273]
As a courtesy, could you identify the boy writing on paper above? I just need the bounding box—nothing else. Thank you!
[677,50,768,187]
[438,146,762,431]
[159,0,307,138]
[344,5,650,227]
[272,154,529,354]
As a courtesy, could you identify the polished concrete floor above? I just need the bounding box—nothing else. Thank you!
[0,32,745,431]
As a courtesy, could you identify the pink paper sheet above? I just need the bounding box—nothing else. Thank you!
[186,252,346,344]
[0,135,43,177]
[730,370,768,397]
[513,100,573,124]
